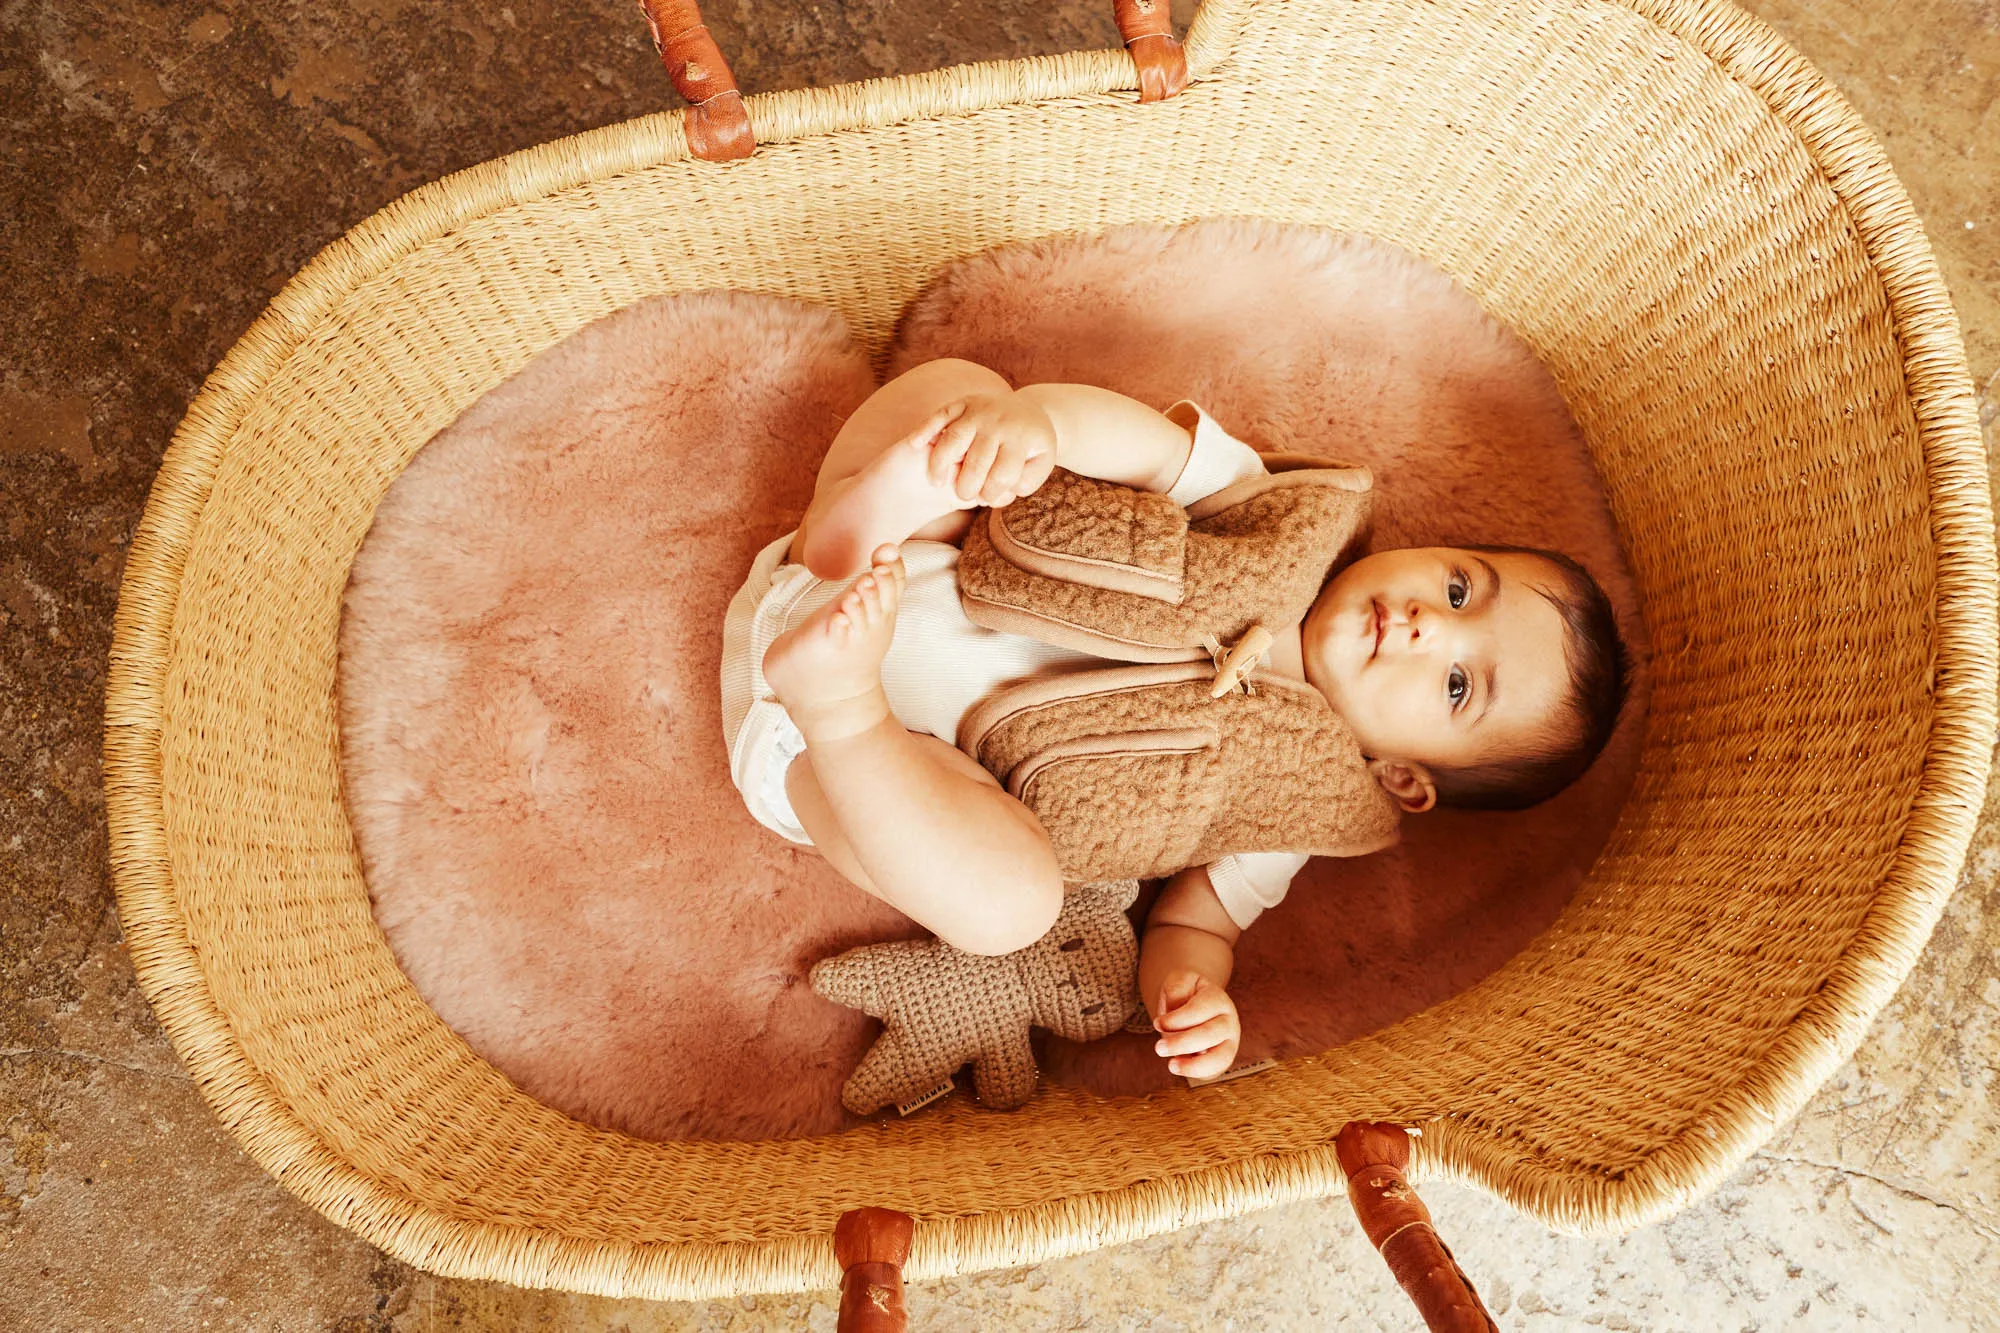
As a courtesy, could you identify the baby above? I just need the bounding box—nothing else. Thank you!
[721,358,1627,1082]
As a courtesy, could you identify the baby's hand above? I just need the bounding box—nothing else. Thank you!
[1152,971,1241,1081]
[926,391,1057,507]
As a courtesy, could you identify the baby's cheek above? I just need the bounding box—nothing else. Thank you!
[1340,668,1397,733]
[1357,672,1441,758]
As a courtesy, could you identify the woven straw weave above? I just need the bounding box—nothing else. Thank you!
[105,0,1996,1300]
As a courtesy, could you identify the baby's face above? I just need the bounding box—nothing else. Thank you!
[1301,547,1573,774]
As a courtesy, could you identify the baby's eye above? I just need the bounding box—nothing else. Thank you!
[1447,665,1468,709]
[1447,569,1470,610]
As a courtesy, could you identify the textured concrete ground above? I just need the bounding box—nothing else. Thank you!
[3,0,1996,1328]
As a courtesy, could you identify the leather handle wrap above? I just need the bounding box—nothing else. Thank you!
[835,1208,915,1333]
[635,0,753,161]
[1335,1123,1500,1333]
[639,0,1188,162]
[1113,0,1189,102]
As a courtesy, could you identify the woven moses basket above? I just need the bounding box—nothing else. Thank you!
[106,0,1995,1314]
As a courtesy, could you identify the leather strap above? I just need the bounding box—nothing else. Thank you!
[639,0,1189,162]
[635,0,753,161]
[1114,0,1189,102]
[1335,1123,1500,1333]
[835,1208,915,1333]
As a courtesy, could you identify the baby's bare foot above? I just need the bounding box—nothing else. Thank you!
[796,406,980,580]
[763,546,907,742]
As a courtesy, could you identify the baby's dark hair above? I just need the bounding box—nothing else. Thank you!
[1430,547,1629,811]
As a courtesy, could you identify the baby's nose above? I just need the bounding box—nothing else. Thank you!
[1402,602,1435,645]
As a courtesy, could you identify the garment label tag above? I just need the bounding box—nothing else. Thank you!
[1187,1058,1278,1089]
[897,1076,956,1116]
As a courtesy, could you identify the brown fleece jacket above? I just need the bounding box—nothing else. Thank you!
[954,459,1400,882]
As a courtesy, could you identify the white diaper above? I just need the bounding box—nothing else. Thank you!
[719,532,822,844]
[718,524,1096,843]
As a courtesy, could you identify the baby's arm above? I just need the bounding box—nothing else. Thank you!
[1015,382,1195,493]
[790,361,1194,579]
[1138,865,1244,1080]
[917,379,1194,507]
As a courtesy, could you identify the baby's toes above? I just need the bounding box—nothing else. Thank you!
[837,596,861,627]
[854,576,886,621]
[875,555,907,598]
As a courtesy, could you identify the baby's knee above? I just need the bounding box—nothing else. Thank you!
[950,871,1063,957]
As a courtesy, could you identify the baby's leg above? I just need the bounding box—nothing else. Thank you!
[791,358,1013,579]
[762,546,1063,956]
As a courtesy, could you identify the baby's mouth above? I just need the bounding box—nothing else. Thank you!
[1368,599,1385,659]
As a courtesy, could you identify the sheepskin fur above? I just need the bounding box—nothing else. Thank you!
[339,218,1645,1137]
[340,291,907,1141]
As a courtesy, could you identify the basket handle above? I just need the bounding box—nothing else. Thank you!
[835,1207,915,1333]
[1336,1123,1500,1333]
[635,0,1189,162]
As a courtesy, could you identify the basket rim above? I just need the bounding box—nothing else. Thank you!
[101,0,1997,1299]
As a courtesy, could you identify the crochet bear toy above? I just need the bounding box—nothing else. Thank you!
[809,879,1145,1114]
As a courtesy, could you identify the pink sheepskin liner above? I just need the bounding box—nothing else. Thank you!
[340,219,1646,1140]
[341,292,909,1141]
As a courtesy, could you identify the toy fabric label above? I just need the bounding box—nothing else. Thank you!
[897,1076,956,1116]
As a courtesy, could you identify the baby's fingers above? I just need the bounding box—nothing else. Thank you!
[1170,1040,1239,1081]
[1015,445,1057,498]
[1154,1014,1235,1058]
[925,413,978,485]
[1155,971,1204,1017]
[954,431,1002,501]
[978,447,1028,506]
[1156,986,1229,1031]
[905,402,964,449]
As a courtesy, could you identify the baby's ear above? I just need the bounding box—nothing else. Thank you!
[1367,758,1437,813]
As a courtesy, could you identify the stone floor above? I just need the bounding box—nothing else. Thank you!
[3,0,1996,1328]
